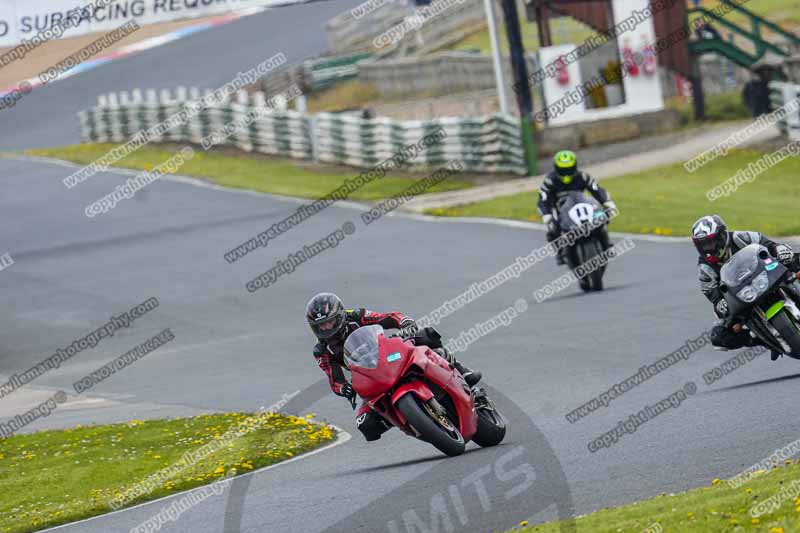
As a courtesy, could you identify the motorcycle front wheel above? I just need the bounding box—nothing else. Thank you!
[396,394,465,457]
[575,239,604,292]
[770,309,800,358]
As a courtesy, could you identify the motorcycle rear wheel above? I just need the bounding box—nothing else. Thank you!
[472,406,506,447]
[396,394,465,457]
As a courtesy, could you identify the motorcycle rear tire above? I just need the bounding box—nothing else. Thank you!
[472,407,506,447]
[396,394,465,457]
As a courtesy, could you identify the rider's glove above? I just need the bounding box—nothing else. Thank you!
[715,299,729,318]
[542,214,557,234]
[399,317,418,337]
[338,382,357,409]
[775,244,794,264]
[603,200,617,216]
[338,382,355,399]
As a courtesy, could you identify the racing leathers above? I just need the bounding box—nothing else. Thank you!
[537,170,614,259]
[313,309,477,441]
[698,231,799,354]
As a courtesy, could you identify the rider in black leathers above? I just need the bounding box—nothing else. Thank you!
[692,215,800,359]
[537,150,615,264]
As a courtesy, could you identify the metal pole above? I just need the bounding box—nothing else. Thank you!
[500,0,537,175]
[484,0,510,115]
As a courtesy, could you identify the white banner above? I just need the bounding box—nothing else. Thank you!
[0,1,17,47]
[15,0,89,41]
[0,0,287,47]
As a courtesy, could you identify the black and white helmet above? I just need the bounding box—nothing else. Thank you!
[692,215,730,263]
[306,292,346,341]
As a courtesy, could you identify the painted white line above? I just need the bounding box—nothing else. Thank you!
[0,154,747,244]
[38,424,351,532]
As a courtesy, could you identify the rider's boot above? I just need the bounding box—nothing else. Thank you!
[454,361,482,387]
[599,227,612,251]
[434,347,483,387]
[555,247,566,266]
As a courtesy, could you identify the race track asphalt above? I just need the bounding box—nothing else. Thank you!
[1,155,799,533]
[0,0,361,151]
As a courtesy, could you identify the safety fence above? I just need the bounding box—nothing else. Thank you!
[769,81,800,140]
[79,87,526,175]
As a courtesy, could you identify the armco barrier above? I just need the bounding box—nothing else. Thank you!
[769,81,800,140]
[314,112,525,174]
[79,87,527,175]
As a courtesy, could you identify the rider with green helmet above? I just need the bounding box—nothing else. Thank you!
[537,150,616,264]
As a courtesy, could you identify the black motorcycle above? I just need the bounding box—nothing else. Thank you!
[557,191,611,292]
[720,244,800,357]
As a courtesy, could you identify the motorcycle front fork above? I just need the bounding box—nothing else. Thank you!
[784,279,800,304]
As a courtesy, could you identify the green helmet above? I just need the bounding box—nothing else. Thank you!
[553,150,578,184]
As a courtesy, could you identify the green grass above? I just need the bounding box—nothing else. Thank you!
[307,80,381,112]
[426,149,800,237]
[694,0,800,30]
[25,143,473,201]
[446,16,595,54]
[667,90,751,125]
[0,413,335,533]
[512,460,800,532]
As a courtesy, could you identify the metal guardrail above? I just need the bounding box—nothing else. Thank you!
[79,89,528,175]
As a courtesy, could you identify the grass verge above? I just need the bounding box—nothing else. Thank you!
[444,15,595,54]
[306,80,381,113]
[25,143,473,201]
[426,149,800,237]
[511,460,800,532]
[667,91,751,126]
[0,412,336,533]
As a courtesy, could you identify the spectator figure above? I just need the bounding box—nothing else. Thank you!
[695,20,721,41]
[743,65,786,117]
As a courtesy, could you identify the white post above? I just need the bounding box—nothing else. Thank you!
[484,0,510,115]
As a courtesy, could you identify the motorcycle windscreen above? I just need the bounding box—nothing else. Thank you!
[345,326,413,399]
[558,191,601,232]
[721,244,762,288]
[344,325,383,369]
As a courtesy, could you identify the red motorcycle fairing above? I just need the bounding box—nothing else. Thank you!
[349,336,416,400]
[349,333,478,440]
[391,347,478,440]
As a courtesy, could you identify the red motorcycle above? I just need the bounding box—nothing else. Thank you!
[343,325,506,456]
